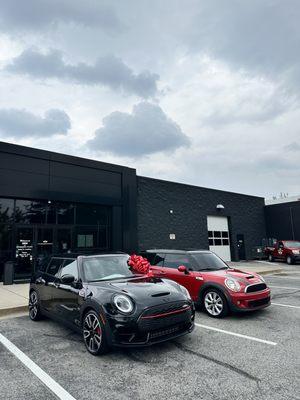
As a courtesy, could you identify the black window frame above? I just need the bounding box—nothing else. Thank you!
[59,258,78,281]
[45,257,65,277]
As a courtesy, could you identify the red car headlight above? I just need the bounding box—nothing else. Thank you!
[225,278,241,292]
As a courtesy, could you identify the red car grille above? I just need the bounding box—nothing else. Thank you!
[248,296,270,308]
[245,283,267,293]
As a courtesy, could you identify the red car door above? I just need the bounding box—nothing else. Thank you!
[161,253,199,299]
[277,241,285,259]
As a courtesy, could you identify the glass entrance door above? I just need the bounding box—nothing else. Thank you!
[35,227,54,269]
[15,226,34,280]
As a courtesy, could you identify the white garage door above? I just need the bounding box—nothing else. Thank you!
[207,216,231,261]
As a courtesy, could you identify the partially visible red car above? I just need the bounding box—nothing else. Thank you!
[141,249,271,318]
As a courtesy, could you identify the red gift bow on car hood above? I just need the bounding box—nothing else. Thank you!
[128,254,152,275]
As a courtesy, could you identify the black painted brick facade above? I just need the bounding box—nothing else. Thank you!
[265,201,300,240]
[137,177,266,261]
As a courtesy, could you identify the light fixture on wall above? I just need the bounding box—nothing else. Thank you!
[216,204,225,210]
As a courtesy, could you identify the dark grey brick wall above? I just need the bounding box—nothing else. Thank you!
[265,201,300,240]
[137,177,266,261]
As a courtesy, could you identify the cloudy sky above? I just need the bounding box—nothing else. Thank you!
[0,0,299,198]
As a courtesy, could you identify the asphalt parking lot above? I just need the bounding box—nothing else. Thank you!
[0,265,299,400]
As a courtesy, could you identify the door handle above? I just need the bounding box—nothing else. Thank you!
[159,271,166,275]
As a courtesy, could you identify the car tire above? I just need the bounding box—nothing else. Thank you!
[286,256,294,265]
[203,289,228,318]
[82,310,109,355]
[29,290,43,321]
[268,254,274,262]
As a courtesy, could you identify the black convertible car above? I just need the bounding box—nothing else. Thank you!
[29,253,195,355]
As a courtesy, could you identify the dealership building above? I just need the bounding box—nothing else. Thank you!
[0,140,280,282]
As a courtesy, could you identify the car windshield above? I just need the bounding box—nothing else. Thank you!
[190,252,228,271]
[83,255,136,281]
[284,241,300,248]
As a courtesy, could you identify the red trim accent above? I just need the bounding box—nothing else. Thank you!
[99,313,106,325]
[141,305,191,319]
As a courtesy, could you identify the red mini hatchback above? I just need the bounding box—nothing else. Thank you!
[141,250,271,318]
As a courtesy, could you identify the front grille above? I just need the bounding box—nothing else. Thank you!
[149,325,181,339]
[138,301,192,332]
[245,283,267,293]
[248,296,270,308]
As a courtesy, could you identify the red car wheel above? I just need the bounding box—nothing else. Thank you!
[203,289,228,318]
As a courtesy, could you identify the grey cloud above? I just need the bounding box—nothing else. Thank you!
[0,0,123,33]
[87,102,190,157]
[6,49,159,98]
[0,108,71,137]
[203,95,291,126]
[186,0,300,88]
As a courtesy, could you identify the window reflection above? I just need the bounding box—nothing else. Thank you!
[15,200,46,224]
[0,198,14,223]
[76,204,109,225]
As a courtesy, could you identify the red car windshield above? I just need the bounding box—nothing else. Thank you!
[190,252,228,271]
[283,241,300,248]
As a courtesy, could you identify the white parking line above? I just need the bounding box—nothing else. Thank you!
[195,323,277,346]
[0,333,76,400]
[269,285,300,290]
[271,303,300,309]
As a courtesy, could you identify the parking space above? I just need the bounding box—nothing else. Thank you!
[0,269,299,400]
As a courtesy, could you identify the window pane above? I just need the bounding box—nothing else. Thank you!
[214,239,222,246]
[15,200,46,224]
[76,204,110,225]
[221,231,229,238]
[208,238,214,246]
[0,198,14,223]
[46,204,56,224]
[164,254,190,269]
[222,239,229,245]
[153,254,165,266]
[47,258,64,276]
[57,203,75,224]
[60,260,78,280]
[214,231,221,238]
[208,231,213,237]
[75,226,97,248]
[57,229,72,253]
[0,224,13,279]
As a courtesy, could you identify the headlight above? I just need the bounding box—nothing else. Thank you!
[179,285,191,300]
[292,250,300,255]
[113,294,134,314]
[225,278,241,292]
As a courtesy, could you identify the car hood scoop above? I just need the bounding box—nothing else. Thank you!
[151,292,170,297]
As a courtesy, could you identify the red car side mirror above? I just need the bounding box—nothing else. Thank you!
[178,265,189,274]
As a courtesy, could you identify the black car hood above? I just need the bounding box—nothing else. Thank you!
[89,276,186,303]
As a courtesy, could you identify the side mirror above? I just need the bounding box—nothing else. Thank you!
[61,274,75,284]
[178,265,189,274]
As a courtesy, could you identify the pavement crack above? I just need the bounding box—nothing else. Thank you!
[172,341,261,383]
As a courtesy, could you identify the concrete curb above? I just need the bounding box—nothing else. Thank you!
[0,305,28,317]
[241,268,283,276]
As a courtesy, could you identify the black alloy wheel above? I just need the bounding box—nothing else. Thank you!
[29,290,42,321]
[83,310,108,355]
